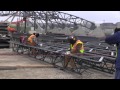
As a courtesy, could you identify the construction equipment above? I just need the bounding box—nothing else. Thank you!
[0,22,10,48]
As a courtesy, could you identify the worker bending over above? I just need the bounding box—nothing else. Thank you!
[27,33,40,55]
[64,36,84,70]
[27,33,39,46]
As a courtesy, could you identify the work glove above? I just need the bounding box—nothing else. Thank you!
[68,48,70,51]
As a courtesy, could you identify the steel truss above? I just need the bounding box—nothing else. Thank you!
[10,34,115,74]
[0,11,96,33]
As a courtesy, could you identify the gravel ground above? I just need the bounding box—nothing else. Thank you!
[0,48,114,79]
[0,68,114,79]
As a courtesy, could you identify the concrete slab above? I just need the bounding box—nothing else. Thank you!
[0,48,52,68]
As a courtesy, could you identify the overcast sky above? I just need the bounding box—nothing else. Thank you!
[62,11,120,23]
[1,11,120,24]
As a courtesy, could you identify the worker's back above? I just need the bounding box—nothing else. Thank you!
[27,33,39,46]
[105,31,120,69]
[71,40,84,53]
[68,36,84,54]
[27,34,36,46]
[72,40,84,53]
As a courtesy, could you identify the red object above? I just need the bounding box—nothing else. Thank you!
[11,17,27,24]
[7,27,16,32]
[11,19,24,24]
[20,36,26,43]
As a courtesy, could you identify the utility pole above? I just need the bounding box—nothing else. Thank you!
[34,12,36,31]
[23,11,27,33]
[24,17,27,33]
[16,18,19,31]
[45,11,48,34]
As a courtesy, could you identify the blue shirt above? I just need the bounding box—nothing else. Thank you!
[105,31,120,69]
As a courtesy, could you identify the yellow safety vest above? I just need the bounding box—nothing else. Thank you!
[70,40,84,53]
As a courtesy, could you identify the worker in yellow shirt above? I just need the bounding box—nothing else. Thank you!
[64,35,84,70]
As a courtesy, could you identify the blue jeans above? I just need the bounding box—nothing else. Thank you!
[115,69,120,79]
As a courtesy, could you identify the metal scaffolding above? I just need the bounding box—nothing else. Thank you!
[10,33,115,74]
[0,11,97,33]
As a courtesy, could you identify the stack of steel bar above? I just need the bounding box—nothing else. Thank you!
[10,33,116,74]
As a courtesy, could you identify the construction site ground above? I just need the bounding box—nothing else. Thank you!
[0,48,114,79]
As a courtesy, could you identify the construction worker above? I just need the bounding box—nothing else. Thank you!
[105,28,120,79]
[27,33,39,46]
[69,36,84,53]
[7,25,17,41]
[27,33,39,56]
[20,33,28,44]
[7,26,16,32]
[64,35,84,70]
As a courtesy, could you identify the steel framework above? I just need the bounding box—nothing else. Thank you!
[0,11,96,33]
[10,33,115,74]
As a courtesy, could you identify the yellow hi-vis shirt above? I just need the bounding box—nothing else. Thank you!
[70,40,84,53]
